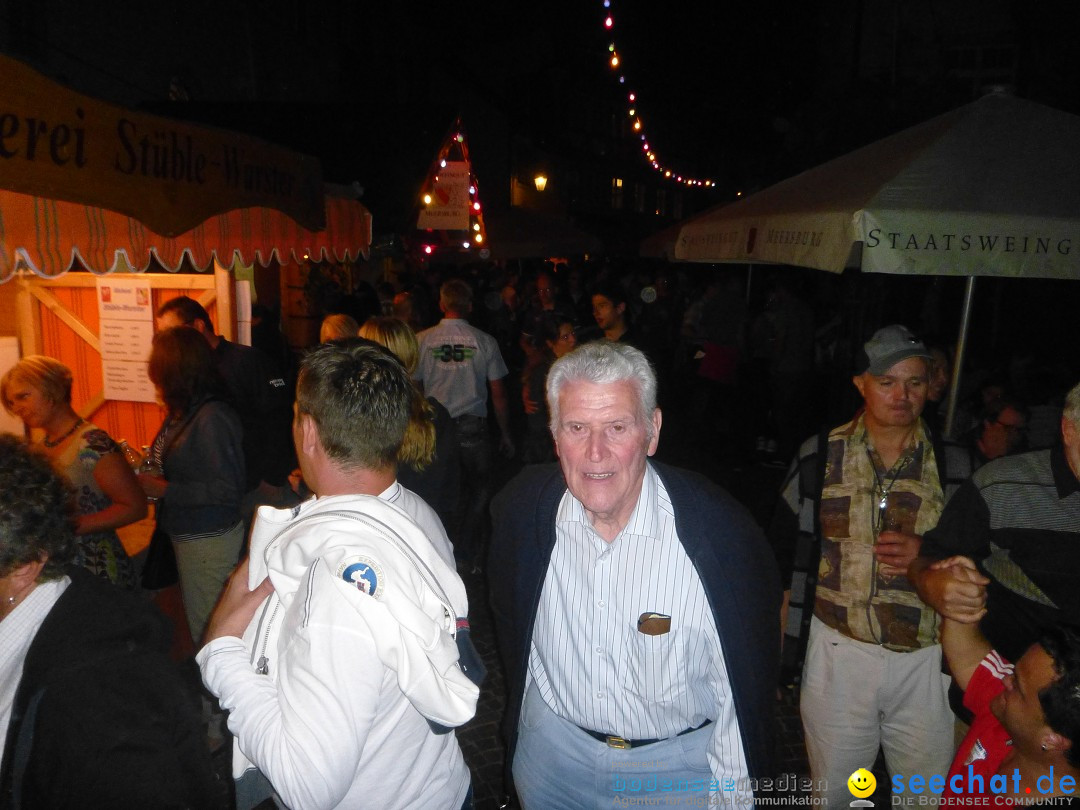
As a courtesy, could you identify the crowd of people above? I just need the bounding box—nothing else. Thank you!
[771,324,1080,806]
[1,258,1080,808]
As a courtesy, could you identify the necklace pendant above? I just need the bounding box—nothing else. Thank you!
[879,495,889,512]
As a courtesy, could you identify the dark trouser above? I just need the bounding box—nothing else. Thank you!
[454,415,495,565]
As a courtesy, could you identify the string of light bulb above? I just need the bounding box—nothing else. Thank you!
[600,0,716,188]
[416,127,488,255]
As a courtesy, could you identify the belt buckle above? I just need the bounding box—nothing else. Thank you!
[605,735,631,750]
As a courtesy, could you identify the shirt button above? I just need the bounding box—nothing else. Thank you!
[598,600,605,608]
[597,692,604,699]
[595,647,603,654]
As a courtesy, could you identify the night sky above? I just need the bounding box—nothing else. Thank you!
[12,0,1080,229]
[103,1,830,222]
[7,0,1080,369]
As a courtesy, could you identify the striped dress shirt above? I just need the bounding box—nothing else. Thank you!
[527,462,750,788]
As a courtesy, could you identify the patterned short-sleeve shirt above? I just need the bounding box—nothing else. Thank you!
[815,413,944,650]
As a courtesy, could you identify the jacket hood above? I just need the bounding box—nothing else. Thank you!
[248,495,478,727]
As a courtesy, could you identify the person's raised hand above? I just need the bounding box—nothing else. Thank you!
[203,558,275,644]
[920,555,989,623]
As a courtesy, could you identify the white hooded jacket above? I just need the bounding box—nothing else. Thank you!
[198,494,478,810]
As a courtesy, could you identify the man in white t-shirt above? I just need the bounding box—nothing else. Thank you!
[415,278,514,568]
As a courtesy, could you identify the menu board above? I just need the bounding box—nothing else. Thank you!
[96,279,157,403]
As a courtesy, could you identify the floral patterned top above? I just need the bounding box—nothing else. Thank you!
[45,423,138,589]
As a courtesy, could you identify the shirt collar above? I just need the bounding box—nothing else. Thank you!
[556,461,659,543]
[622,462,659,539]
[851,411,930,453]
[1050,445,1080,498]
[378,480,402,502]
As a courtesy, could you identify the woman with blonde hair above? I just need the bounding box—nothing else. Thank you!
[1,355,145,588]
[359,316,459,531]
[319,313,360,343]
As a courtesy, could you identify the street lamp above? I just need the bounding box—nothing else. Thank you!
[534,174,548,192]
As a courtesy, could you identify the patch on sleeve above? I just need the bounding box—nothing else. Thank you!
[337,556,384,598]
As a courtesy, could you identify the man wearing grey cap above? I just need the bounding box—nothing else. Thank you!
[769,324,954,807]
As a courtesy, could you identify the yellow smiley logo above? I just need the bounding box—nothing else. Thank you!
[848,768,876,798]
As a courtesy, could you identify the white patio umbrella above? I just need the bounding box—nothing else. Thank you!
[675,90,1080,434]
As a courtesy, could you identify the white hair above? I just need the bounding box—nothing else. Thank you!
[546,341,657,437]
[1064,381,1080,426]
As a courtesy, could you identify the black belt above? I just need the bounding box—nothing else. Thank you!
[578,719,712,749]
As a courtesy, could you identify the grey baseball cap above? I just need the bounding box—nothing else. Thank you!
[859,324,931,375]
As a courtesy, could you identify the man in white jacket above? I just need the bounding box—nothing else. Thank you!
[198,339,479,810]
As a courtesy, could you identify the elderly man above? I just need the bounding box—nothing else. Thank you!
[490,341,778,808]
[912,381,1080,663]
[770,324,955,808]
[197,339,478,810]
[929,557,1080,804]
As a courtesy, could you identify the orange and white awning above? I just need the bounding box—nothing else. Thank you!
[0,188,372,283]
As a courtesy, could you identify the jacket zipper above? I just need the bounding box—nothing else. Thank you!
[251,595,280,675]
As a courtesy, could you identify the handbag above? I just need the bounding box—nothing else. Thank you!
[141,523,178,589]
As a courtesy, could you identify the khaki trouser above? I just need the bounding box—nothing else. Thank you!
[172,521,245,645]
[800,616,954,806]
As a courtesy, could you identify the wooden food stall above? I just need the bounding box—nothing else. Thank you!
[1,53,372,563]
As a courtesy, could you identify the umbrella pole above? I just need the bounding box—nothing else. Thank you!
[944,276,977,439]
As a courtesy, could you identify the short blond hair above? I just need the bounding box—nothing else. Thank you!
[1,355,73,414]
[359,317,419,374]
[319,313,360,343]
[439,278,473,316]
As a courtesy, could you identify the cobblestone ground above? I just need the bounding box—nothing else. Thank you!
[455,566,513,809]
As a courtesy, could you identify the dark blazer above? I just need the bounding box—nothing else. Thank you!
[0,567,220,809]
[489,461,780,794]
